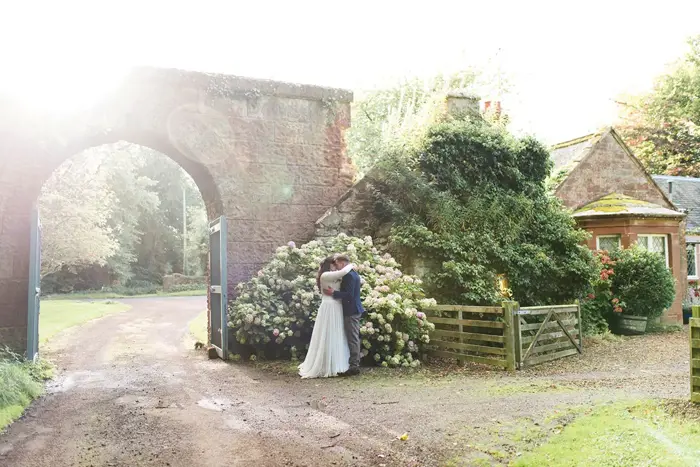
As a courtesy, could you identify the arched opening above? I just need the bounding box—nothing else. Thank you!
[24,137,225,360]
[39,142,210,294]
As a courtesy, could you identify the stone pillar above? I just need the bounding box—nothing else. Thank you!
[0,197,33,352]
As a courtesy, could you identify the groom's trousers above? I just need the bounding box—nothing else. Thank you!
[344,314,362,370]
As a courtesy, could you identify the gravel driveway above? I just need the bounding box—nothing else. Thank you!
[0,298,690,466]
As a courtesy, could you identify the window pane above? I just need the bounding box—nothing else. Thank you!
[689,244,697,277]
[650,236,666,255]
[598,236,620,252]
[637,236,649,249]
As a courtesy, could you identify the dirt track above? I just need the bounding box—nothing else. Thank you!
[0,297,691,467]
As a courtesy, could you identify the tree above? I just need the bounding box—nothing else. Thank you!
[347,69,510,176]
[618,35,700,176]
[38,143,209,291]
[365,115,595,306]
[39,156,118,276]
[97,145,160,283]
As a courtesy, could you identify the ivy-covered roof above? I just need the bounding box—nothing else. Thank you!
[572,193,685,219]
[652,175,700,230]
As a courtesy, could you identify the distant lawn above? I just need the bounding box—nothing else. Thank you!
[40,300,131,342]
[514,401,700,467]
[44,288,207,301]
[189,309,208,344]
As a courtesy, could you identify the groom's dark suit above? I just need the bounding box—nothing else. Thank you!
[332,269,365,371]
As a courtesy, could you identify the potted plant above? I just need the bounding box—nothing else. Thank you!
[608,246,676,335]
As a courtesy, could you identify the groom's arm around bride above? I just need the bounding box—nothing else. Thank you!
[323,255,365,375]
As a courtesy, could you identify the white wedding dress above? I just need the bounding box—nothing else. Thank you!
[298,264,353,379]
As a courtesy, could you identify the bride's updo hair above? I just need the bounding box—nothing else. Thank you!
[316,255,336,292]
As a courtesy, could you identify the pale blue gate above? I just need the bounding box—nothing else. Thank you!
[27,205,41,361]
[208,216,228,359]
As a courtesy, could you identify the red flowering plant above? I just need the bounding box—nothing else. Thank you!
[580,250,625,334]
[688,280,700,302]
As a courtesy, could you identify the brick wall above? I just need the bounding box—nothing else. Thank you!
[0,67,354,353]
[555,131,673,210]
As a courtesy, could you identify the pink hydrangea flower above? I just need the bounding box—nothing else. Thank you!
[273,329,280,337]
[288,241,296,248]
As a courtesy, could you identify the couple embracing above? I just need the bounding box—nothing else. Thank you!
[298,254,365,379]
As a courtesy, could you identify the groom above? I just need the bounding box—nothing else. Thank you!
[323,254,364,376]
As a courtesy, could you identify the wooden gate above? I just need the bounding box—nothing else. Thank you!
[690,306,700,404]
[515,304,582,369]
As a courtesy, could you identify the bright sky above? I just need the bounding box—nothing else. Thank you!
[2,0,699,144]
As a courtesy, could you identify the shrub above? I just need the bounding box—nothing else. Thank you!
[366,118,596,306]
[579,247,676,333]
[227,234,436,368]
[609,246,676,319]
[166,283,207,293]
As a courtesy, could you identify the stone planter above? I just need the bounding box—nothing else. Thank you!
[613,314,648,335]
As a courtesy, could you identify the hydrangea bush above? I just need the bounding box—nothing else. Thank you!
[227,234,436,367]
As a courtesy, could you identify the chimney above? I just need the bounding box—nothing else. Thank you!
[445,90,480,118]
[494,101,502,119]
[669,181,673,202]
[484,101,492,113]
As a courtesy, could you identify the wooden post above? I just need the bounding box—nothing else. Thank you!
[691,317,700,404]
[457,309,464,366]
[503,301,518,372]
[576,299,583,352]
[693,305,700,319]
[512,303,522,369]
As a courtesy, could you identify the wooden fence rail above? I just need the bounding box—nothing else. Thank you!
[425,301,582,371]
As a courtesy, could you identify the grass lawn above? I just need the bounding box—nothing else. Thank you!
[40,300,131,343]
[44,289,207,301]
[189,309,208,343]
[514,401,700,467]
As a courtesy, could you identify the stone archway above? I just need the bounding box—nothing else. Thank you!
[0,67,354,352]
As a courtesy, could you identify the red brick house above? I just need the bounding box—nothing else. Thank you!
[550,127,686,323]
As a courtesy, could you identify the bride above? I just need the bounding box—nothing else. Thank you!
[298,255,355,379]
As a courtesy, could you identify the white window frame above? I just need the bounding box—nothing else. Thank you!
[637,234,669,268]
[596,234,621,251]
[688,243,699,280]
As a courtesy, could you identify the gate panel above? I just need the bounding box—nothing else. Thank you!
[26,206,41,361]
[516,304,582,368]
[208,216,228,360]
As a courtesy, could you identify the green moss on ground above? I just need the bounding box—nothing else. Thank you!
[514,400,700,467]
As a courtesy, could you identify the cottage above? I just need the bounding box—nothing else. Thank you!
[551,127,686,323]
[652,175,700,302]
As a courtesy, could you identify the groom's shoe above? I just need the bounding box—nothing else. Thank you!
[341,368,360,377]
